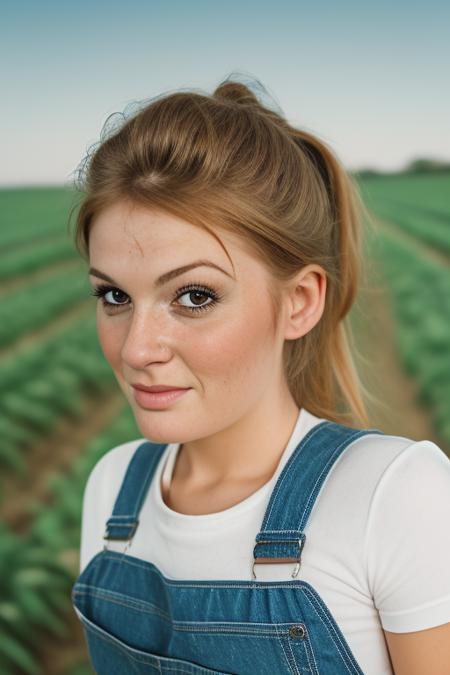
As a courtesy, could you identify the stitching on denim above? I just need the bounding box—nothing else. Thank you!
[298,430,368,529]
[301,592,353,674]
[258,530,303,534]
[301,587,360,675]
[302,584,363,673]
[83,620,224,673]
[130,444,161,518]
[175,627,288,636]
[291,626,315,675]
[99,553,311,588]
[73,588,171,622]
[276,625,315,675]
[108,443,148,523]
[85,624,159,671]
[72,551,104,585]
[286,639,301,675]
[75,592,306,638]
[74,591,296,633]
[276,623,300,675]
[107,515,136,519]
[264,423,328,526]
[180,633,287,640]
[176,621,294,628]
[110,443,163,524]
[303,627,319,675]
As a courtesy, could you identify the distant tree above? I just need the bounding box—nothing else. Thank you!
[404,158,450,173]
[350,158,450,179]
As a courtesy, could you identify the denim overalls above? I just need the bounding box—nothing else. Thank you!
[72,419,384,674]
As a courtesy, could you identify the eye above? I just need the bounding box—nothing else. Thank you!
[90,282,222,315]
[90,284,129,310]
[173,283,220,314]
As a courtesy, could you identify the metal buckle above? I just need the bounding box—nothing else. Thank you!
[103,520,138,552]
[252,538,303,580]
[102,531,110,552]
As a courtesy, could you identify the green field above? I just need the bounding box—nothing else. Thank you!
[356,171,450,441]
[0,172,449,673]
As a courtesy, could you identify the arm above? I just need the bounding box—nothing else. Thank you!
[384,623,450,675]
[364,440,450,673]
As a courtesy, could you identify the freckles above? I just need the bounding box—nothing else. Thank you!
[217,309,275,383]
[199,318,262,374]
[96,318,123,365]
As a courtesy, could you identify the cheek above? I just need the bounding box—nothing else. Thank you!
[96,312,124,368]
[186,302,276,391]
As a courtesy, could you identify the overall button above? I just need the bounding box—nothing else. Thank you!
[289,625,305,638]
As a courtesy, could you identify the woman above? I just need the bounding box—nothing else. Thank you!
[70,76,450,674]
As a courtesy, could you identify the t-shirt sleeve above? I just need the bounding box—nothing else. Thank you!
[79,452,112,574]
[364,439,450,633]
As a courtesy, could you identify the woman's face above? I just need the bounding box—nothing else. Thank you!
[88,199,287,444]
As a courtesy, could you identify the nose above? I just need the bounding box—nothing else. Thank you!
[120,308,171,370]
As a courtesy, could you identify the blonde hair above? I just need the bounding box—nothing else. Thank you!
[69,74,378,428]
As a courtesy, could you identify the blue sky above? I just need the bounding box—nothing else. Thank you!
[1,0,449,186]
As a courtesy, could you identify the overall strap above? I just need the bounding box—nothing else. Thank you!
[103,441,168,543]
[252,421,384,579]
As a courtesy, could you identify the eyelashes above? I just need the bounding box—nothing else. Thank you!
[90,282,222,315]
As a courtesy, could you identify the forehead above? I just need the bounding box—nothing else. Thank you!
[91,201,222,254]
[91,201,204,247]
[89,200,261,278]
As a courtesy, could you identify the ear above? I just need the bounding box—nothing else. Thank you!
[282,264,327,341]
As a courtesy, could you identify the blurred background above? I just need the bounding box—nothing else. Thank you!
[1,0,449,673]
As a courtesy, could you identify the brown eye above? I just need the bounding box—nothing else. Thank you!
[173,283,221,314]
[90,285,129,310]
[178,290,212,309]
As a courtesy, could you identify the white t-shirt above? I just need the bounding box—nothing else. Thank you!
[79,407,450,675]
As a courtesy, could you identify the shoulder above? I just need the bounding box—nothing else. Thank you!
[312,428,449,543]
[331,430,450,515]
[328,425,449,484]
[363,435,450,535]
[361,436,450,631]
[318,428,420,497]
[353,432,450,505]
[304,411,429,478]
[83,438,150,507]
[79,438,157,572]
[324,430,450,631]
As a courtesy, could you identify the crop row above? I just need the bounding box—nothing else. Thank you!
[370,226,450,445]
[0,186,78,250]
[0,265,92,348]
[0,312,115,483]
[357,171,450,216]
[365,197,450,256]
[0,235,79,281]
[0,400,140,675]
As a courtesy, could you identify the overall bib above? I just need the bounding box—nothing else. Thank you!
[72,419,384,674]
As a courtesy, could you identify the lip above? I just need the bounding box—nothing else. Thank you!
[132,384,189,392]
[132,386,191,410]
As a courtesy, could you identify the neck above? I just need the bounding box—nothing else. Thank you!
[174,389,301,489]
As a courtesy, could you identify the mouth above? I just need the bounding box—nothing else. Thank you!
[131,386,191,409]
[131,384,190,393]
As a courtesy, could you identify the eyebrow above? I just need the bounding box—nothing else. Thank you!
[88,260,234,288]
